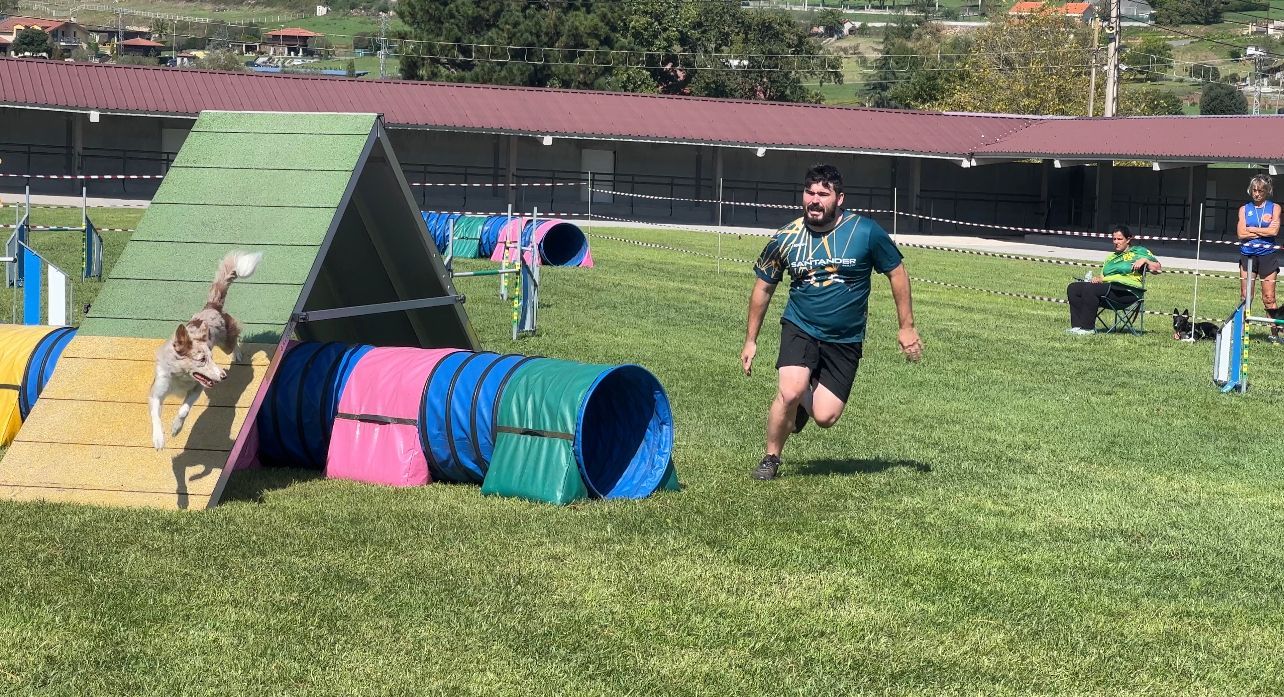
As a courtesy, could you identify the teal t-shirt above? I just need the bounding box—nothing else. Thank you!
[753,211,903,343]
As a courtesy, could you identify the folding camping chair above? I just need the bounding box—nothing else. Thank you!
[1095,269,1148,335]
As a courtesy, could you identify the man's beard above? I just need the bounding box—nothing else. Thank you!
[806,204,838,228]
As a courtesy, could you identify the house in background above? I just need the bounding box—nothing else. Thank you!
[118,37,165,59]
[227,40,262,55]
[1120,0,1154,21]
[263,28,324,57]
[0,15,92,56]
[1009,1,1095,22]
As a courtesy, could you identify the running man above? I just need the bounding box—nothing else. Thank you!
[741,164,921,481]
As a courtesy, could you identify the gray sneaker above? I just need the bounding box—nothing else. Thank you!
[752,454,782,481]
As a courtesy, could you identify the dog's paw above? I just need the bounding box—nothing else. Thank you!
[152,428,166,451]
[170,417,185,437]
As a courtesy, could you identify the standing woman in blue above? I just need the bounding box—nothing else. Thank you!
[1239,174,1282,341]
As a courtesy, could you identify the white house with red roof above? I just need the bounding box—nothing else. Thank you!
[0,16,92,56]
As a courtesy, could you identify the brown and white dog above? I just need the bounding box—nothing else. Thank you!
[149,251,261,450]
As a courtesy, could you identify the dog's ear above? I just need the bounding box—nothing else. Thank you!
[172,323,192,355]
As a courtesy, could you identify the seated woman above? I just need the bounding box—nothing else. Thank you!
[1066,224,1162,335]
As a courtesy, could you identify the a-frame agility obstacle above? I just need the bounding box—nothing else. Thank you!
[0,111,477,509]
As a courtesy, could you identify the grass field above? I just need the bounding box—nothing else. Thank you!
[1,208,1284,694]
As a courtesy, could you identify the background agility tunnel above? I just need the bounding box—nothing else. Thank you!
[255,343,675,503]
[0,325,75,446]
[420,213,592,267]
[255,341,372,470]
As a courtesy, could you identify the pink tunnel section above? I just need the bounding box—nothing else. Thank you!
[326,346,461,487]
[489,218,595,268]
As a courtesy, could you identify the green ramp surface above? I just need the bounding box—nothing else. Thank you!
[79,110,477,349]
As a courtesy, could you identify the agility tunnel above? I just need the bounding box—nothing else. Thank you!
[420,212,593,268]
[255,341,373,470]
[0,325,76,446]
[255,342,675,504]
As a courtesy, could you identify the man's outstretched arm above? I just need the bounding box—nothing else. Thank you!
[742,278,777,376]
[886,263,922,362]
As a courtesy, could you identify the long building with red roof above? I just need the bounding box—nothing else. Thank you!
[0,57,1278,238]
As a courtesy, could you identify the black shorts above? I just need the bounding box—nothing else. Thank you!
[775,320,863,403]
[1241,253,1280,278]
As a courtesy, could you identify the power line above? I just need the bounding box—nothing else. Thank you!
[1141,18,1284,59]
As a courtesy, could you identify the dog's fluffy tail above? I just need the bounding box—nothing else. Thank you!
[206,251,262,311]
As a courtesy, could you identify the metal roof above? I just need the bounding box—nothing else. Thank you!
[0,16,70,33]
[974,115,1284,163]
[0,58,1036,159]
[1,57,1282,164]
[263,28,325,37]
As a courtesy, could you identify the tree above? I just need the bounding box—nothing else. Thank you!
[814,8,846,37]
[862,14,923,108]
[191,49,247,72]
[1200,81,1248,114]
[1152,0,1221,24]
[1119,89,1184,115]
[0,0,18,17]
[683,9,838,102]
[151,18,172,43]
[395,0,837,102]
[926,13,1095,116]
[13,27,51,57]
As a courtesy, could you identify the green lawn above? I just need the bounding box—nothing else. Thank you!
[1,211,1283,694]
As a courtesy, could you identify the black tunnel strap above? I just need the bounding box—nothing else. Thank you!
[496,425,574,441]
[336,412,418,426]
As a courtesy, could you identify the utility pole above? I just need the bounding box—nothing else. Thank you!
[1248,46,1265,115]
[1103,0,1121,117]
[1088,15,1100,116]
[378,12,387,79]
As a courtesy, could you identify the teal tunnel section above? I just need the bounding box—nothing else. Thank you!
[482,359,676,504]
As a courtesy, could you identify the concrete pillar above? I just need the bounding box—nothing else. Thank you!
[67,114,83,175]
[713,147,724,224]
[1093,161,1114,232]
[694,145,703,204]
[909,157,922,232]
[1040,160,1051,227]
[506,135,517,209]
[491,134,501,188]
[1187,164,1208,238]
